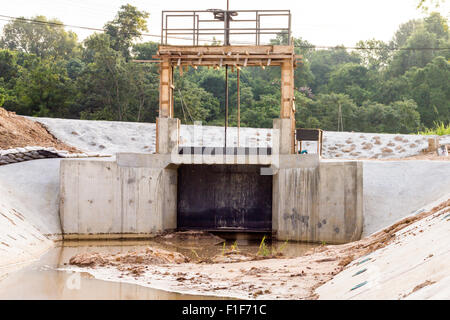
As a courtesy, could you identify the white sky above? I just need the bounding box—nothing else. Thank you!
[0,0,448,46]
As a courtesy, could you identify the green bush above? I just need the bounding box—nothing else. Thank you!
[418,121,450,135]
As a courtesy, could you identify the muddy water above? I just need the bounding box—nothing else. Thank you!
[0,238,317,300]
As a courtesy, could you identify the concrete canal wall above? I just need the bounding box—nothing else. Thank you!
[59,154,362,243]
[58,156,450,243]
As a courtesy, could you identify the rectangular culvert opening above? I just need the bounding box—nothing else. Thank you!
[177,164,272,232]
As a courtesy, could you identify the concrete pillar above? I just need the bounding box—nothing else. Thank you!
[280,61,294,119]
[273,118,294,155]
[278,60,296,154]
[159,59,173,118]
[156,117,180,154]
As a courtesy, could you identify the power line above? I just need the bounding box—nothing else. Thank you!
[296,45,450,51]
[0,14,449,51]
[0,14,215,43]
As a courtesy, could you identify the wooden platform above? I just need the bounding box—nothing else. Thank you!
[154,45,300,67]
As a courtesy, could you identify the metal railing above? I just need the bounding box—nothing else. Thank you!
[161,9,291,46]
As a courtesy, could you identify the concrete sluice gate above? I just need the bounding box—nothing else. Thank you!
[60,150,363,244]
[177,164,272,232]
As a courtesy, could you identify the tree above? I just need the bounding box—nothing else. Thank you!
[0,50,19,85]
[404,56,450,126]
[391,19,422,48]
[356,39,392,70]
[132,41,159,60]
[174,78,219,124]
[391,100,421,133]
[104,4,149,60]
[389,28,438,76]
[417,0,446,11]
[241,94,280,128]
[328,63,373,105]
[13,58,74,117]
[76,33,130,120]
[424,12,449,40]
[298,93,359,131]
[0,16,78,59]
[388,12,449,77]
[309,47,361,93]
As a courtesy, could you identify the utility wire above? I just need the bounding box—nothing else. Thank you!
[0,14,449,51]
[0,14,215,43]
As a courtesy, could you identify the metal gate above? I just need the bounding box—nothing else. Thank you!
[177,165,272,231]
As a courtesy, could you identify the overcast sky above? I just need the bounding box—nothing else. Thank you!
[0,0,448,46]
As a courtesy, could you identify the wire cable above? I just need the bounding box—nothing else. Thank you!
[1,13,449,50]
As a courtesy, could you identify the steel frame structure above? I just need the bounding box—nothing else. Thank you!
[161,10,291,46]
[155,8,298,154]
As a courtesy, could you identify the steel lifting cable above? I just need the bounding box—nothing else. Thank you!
[177,88,194,123]
[177,89,188,124]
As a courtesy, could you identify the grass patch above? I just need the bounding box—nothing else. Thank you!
[418,122,450,136]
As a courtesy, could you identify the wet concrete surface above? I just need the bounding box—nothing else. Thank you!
[0,236,318,299]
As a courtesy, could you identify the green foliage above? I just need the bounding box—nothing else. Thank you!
[104,4,149,60]
[0,9,448,135]
[417,0,446,12]
[0,16,78,59]
[11,57,74,117]
[418,121,450,135]
[404,56,450,127]
[356,39,392,70]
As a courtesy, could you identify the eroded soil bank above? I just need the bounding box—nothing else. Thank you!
[62,199,450,299]
[0,107,77,151]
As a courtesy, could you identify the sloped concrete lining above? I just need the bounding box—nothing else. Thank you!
[60,157,177,239]
[31,116,449,159]
[316,194,450,299]
[362,160,450,236]
[0,204,53,275]
[274,160,363,243]
[0,159,62,236]
[0,159,57,273]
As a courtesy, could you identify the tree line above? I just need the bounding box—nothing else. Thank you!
[0,4,449,134]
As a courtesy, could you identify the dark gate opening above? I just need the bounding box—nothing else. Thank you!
[177,165,272,231]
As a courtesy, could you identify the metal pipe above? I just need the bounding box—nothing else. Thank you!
[225,0,229,148]
[161,11,164,44]
[225,65,229,148]
[193,13,196,45]
[237,68,240,147]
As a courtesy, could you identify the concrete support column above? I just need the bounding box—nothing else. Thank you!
[159,59,173,118]
[156,117,180,154]
[273,118,294,155]
[280,61,294,119]
[280,60,295,154]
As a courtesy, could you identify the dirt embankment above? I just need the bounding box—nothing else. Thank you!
[66,199,450,299]
[0,107,78,152]
[69,247,190,277]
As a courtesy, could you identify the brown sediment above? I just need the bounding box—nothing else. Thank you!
[0,107,78,152]
[356,150,450,161]
[160,230,224,243]
[69,247,190,268]
[66,198,449,300]
[402,280,436,298]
